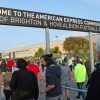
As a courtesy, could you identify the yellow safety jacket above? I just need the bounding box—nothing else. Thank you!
[74,63,86,82]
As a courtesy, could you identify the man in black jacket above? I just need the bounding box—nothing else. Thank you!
[86,55,100,100]
[9,58,39,100]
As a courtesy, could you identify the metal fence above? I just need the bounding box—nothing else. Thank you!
[62,86,87,94]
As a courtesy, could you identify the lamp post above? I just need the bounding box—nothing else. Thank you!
[89,32,94,73]
[45,28,50,54]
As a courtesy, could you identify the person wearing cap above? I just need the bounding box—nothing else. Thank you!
[9,58,39,100]
[40,54,62,100]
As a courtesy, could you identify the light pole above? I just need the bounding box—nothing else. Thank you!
[89,32,94,73]
[45,28,50,54]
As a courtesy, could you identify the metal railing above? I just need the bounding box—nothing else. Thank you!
[62,86,87,94]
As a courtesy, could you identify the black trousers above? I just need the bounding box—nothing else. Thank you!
[3,89,13,100]
[14,91,35,100]
[77,82,85,100]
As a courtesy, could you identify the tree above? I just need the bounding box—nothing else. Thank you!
[50,46,62,58]
[34,52,39,58]
[54,46,60,53]
[50,48,55,54]
[63,37,89,58]
[34,48,44,58]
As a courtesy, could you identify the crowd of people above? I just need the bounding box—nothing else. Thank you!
[0,58,39,100]
[0,54,100,100]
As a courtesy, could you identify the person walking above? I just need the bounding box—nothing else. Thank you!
[40,54,62,100]
[9,58,39,100]
[3,66,13,100]
[85,55,100,100]
[0,59,7,74]
[85,57,91,79]
[61,62,70,100]
[0,59,7,99]
[26,58,40,80]
[0,70,5,100]
[94,55,100,69]
[74,57,86,100]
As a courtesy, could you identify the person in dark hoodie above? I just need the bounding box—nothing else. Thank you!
[9,58,39,100]
[40,54,62,100]
[85,55,100,100]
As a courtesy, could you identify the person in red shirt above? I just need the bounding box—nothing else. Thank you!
[26,58,40,80]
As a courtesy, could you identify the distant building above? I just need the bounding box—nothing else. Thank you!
[2,34,99,59]
[2,39,64,59]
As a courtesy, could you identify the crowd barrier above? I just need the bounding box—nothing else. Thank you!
[62,86,87,94]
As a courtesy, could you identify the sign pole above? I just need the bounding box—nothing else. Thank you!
[45,28,50,54]
[89,32,94,73]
